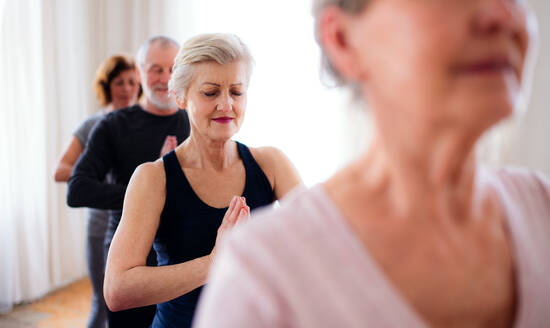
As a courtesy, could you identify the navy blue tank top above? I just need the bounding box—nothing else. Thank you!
[151,141,274,328]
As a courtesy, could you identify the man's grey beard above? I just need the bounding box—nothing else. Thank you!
[144,87,177,110]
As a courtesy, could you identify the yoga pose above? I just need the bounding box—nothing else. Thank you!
[104,33,302,328]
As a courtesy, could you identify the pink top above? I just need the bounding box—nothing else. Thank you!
[194,168,550,328]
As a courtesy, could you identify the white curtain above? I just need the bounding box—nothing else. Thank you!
[1,0,549,314]
[0,0,195,313]
[0,0,58,313]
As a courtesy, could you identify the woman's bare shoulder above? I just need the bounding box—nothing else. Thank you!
[247,146,285,183]
[248,146,287,164]
[131,158,166,189]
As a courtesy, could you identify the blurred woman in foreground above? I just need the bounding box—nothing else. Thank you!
[195,0,550,327]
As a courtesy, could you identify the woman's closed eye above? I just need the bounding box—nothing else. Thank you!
[202,90,243,97]
[203,90,218,97]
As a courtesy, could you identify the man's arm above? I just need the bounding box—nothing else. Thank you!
[67,118,126,209]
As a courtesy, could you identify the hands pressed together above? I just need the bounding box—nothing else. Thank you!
[160,135,178,157]
[209,196,250,262]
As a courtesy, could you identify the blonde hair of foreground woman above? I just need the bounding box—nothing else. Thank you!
[194,1,550,328]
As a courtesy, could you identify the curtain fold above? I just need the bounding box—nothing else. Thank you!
[1,0,57,313]
[0,0,195,313]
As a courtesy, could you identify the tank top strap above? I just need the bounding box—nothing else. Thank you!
[236,141,261,174]
[235,141,274,198]
[235,141,252,163]
[162,150,187,193]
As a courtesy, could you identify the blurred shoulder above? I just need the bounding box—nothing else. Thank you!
[81,112,105,126]
[74,112,105,139]
[229,184,336,252]
[489,166,550,197]
[486,166,550,223]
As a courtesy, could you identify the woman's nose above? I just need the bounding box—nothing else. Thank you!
[475,0,527,38]
[216,93,233,111]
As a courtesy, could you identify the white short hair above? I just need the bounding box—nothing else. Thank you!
[168,33,254,101]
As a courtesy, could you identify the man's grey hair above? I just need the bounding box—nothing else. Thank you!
[136,36,180,68]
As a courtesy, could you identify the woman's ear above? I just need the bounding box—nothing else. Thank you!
[175,94,187,110]
[320,7,363,82]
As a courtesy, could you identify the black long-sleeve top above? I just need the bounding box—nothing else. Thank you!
[67,105,190,239]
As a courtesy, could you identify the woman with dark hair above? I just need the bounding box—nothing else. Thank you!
[195,1,550,327]
[93,55,142,111]
[54,54,140,328]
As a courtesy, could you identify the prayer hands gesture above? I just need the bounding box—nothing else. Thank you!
[160,135,178,157]
[210,196,250,261]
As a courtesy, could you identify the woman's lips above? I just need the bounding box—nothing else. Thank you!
[454,57,517,77]
[212,117,234,124]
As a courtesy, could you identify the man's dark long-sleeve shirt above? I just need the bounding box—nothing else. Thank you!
[67,104,190,214]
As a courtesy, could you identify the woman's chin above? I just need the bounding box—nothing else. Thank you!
[208,131,237,143]
[450,99,514,133]
[479,98,515,123]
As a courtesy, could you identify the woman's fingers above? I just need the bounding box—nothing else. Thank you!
[220,196,249,231]
[229,197,244,223]
[235,205,250,226]
[220,196,239,229]
[211,199,250,260]
[227,197,245,224]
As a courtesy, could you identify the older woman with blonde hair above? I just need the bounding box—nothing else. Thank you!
[194,0,550,327]
[103,33,302,328]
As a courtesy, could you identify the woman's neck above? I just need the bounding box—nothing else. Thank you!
[347,123,485,223]
[103,103,115,113]
[179,133,238,171]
